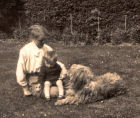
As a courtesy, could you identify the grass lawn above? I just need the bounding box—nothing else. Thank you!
[0,40,140,118]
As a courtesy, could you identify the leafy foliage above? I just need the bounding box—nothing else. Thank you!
[23,0,140,29]
[129,25,140,43]
[1,0,140,44]
[0,0,26,34]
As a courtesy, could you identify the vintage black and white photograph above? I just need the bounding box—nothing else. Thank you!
[0,0,140,118]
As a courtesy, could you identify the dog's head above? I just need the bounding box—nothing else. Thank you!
[67,64,94,92]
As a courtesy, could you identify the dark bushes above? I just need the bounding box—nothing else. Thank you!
[0,0,26,35]
[1,0,140,45]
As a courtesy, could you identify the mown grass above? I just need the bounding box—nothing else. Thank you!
[0,40,140,118]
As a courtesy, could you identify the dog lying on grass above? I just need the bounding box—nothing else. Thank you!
[55,64,125,105]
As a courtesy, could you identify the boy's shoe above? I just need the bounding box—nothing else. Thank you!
[23,86,32,96]
[57,96,65,100]
[45,98,51,102]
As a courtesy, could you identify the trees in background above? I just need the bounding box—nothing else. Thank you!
[0,0,140,44]
[0,0,26,34]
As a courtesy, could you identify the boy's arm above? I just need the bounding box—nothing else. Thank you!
[57,61,67,80]
[16,49,27,87]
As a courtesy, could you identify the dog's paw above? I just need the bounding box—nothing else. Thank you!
[55,100,63,105]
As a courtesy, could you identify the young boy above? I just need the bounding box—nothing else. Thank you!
[40,50,67,101]
[16,25,54,96]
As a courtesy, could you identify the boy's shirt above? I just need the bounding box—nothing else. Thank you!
[39,61,67,84]
[16,41,53,87]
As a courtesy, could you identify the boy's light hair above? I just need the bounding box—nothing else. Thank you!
[43,50,58,67]
[29,25,48,40]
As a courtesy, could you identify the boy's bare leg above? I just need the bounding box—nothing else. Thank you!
[56,80,64,99]
[44,81,51,100]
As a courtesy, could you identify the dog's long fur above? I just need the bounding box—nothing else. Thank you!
[55,64,125,105]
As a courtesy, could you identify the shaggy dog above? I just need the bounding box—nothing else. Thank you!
[55,64,125,105]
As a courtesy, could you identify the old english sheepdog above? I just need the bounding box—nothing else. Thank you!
[55,64,125,105]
